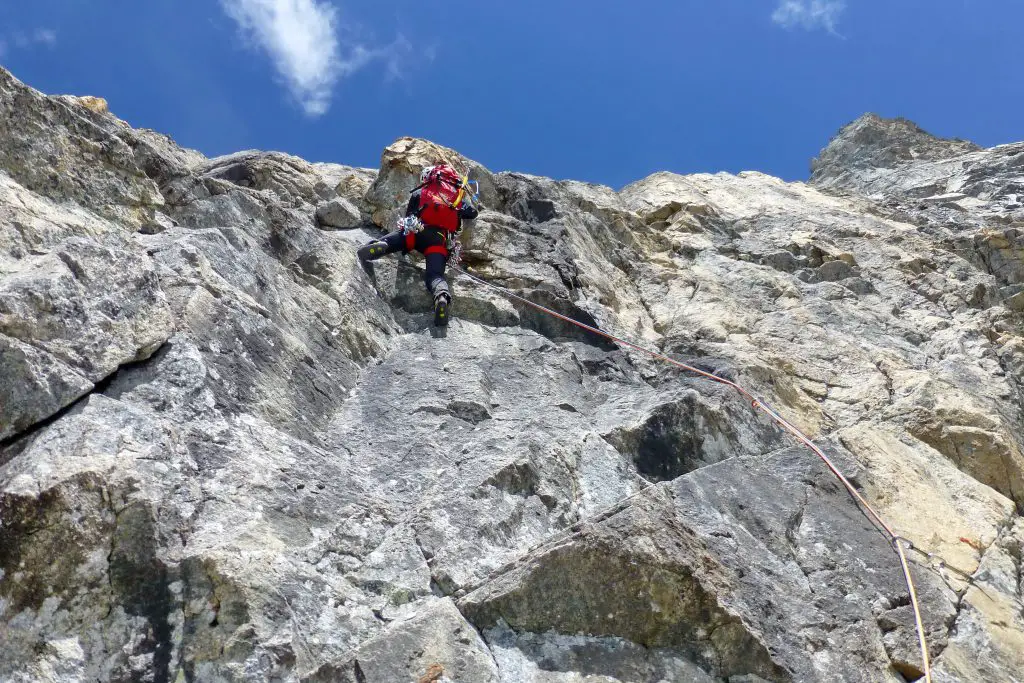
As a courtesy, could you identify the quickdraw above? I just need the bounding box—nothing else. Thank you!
[398,215,424,235]
[446,233,463,268]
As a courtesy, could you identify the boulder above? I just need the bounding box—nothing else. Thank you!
[315,197,362,229]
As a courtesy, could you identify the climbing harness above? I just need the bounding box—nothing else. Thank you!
[447,263,934,682]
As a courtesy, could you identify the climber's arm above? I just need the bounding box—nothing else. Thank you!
[405,190,422,218]
[458,203,479,221]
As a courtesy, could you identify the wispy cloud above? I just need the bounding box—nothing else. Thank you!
[33,29,58,46]
[772,0,846,34]
[0,28,58,55]
[220,0,409,116]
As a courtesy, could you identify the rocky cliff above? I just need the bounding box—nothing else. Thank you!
[1,67,1022,683]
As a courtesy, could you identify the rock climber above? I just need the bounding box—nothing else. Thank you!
[358,164,479,326]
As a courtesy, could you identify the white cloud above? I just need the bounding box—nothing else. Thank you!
[34,29,58,46]
[772,0,846,33]
[378,34,417,83]
[220,0,403,117]
[0,28,57,54]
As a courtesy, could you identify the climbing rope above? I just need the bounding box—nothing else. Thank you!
[449,264,933,682]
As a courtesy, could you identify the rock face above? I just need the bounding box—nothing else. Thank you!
[315,197,363,230]
[810,114,981,192]
[1,69,1022,683]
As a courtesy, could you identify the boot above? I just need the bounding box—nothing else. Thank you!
[357,241,388,262]
[433,290,451,327]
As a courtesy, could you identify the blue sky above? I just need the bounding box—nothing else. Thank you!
[1,1,1022,188]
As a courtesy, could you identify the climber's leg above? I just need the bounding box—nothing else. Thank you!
[423,251,451,326]
[358,230,406,261]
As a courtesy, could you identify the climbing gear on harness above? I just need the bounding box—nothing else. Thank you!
[444,263,934,683]
[398,215,424,235]
[446,232,463,268]
[357,241,388,262]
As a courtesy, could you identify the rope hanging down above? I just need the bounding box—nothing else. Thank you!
[449,264,933,682]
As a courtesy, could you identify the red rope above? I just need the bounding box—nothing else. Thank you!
[453,265,932,681]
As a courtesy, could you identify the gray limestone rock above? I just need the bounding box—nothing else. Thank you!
[315,197,362,229]
[811,114,981,192]
[0,228,174,440]
[303,599,500,683]
[1,66,1022,683]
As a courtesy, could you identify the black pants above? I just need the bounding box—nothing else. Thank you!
[370,227,450,298]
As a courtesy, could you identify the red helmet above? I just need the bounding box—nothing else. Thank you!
[420,164,461,187]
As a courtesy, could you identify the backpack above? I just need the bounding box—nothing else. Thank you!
[417,165,464,232]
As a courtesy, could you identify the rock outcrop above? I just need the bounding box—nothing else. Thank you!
[1,69,1022,683]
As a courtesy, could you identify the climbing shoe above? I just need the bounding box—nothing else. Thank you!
[433,292,451,327]
[357,241,387,262]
